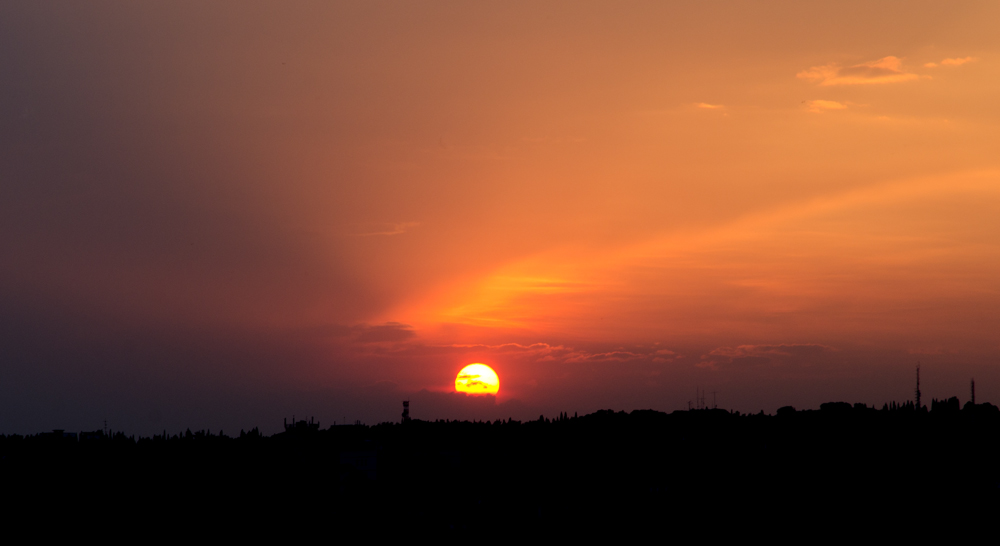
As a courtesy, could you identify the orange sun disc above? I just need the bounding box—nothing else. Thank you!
[455,363,499,395]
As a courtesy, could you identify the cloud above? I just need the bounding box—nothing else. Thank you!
[349,336,681,369]
[352,222,421,236]
[941,57,975,66]
[805,100,848,113]
[696,103,724,109]
[355,322,416,343]
[925,57,976,68]
[709,344,833,358]
[442,342,570,358]
[436,341,650,364]
[563,350,645,363]
[797,56,919,86]
[455,370,492,391]
[699,344,834,369]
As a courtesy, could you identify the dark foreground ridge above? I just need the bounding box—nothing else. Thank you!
[4,399,999,535]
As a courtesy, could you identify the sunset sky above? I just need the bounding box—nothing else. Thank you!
[2,1,999,434]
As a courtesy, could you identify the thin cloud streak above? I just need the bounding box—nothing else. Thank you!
[926,57,977,68]
[797,56,920,86]
[805,99,848,112]
[351,222,422,237]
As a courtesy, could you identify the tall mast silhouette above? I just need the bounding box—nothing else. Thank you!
[971,378,976,405]
[915,364,921,410]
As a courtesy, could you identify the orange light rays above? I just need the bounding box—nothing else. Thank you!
[385,170,1000,348]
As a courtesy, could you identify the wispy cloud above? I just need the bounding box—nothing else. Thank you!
[925,56,977,68]
[564,350,645,363]
[695,102,724,110]
[805,99,848,113]
[708,344,833,358]
[355,322,416,343]
[440,342,651,364]
[353,222,421,236]
[797,56,919,86]
[698,344,834,369]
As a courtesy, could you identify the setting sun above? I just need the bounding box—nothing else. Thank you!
[455,364,500,395]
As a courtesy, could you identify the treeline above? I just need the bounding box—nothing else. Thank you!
[4,396,996,448]
[3,400,998,535]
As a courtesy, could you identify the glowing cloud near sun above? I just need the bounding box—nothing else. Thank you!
[455,363,500,395]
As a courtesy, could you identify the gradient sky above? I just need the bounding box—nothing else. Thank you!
[3,1,999,434]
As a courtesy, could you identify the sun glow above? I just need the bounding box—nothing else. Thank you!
[455,363,500,395]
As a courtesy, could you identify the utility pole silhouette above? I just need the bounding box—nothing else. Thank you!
[711,391,717,409]
[971,378,976,405]
[915,364,921,410]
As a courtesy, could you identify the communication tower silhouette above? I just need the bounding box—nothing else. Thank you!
[693,387,708,409]
[401,400,411,423]
[915,364,922,410]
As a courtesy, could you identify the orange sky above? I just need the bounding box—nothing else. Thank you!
[1,1,999,432]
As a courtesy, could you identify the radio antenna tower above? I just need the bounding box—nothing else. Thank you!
[971,378,976,405]
[915,364,921,410]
